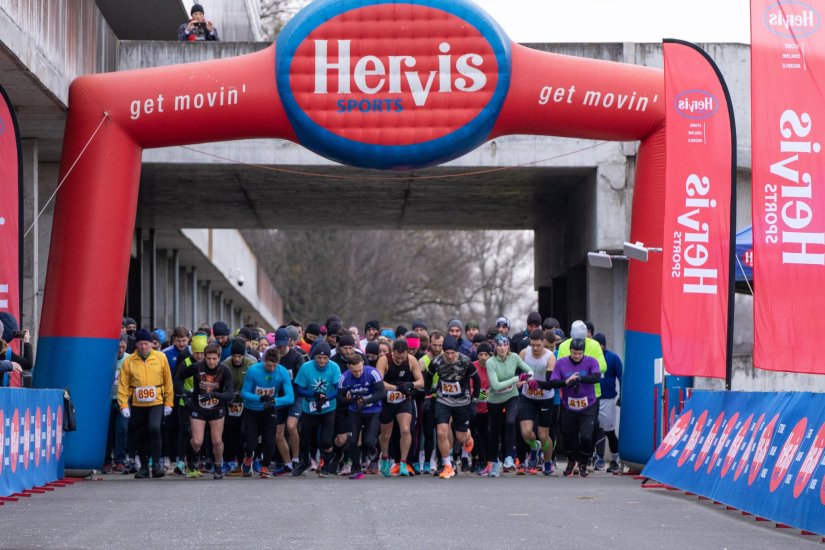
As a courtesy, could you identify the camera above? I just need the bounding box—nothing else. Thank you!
[11,330,23,339]
[237,275,244,287]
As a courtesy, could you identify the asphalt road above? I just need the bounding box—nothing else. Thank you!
[0,467,820,550]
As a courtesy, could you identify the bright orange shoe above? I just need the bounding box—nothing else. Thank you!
[462,436,474,453]
[439,464,456,479]
[390,463,400,476]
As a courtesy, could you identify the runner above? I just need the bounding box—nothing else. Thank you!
[427,335,480,479]
[337,354,386,479]
[417,331,443,473]
[472,342,492,475]
[222,339,254,475]
[240,347,294,478]
[485,334,533,476]
[176,343,235,479]
[376,339,424,477]
[518,329,556,475]
[537,338,601,477]
[330,333,364,475]
[171,333,207,476]
[118,329,174,479]
[292,342,342,477]
[274,327,305,475]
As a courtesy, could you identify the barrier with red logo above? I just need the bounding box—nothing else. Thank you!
[642,390,825,535]
[0,388,64,497]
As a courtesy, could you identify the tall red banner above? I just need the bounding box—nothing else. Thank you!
[662,40,735,379]
[752,1,825,373]
[0,86,21,352]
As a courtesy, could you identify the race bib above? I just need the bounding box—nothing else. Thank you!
[387,391,406,404]
[567,396,589,411]
[255,387,275,397]
[527,387,545,398]
[199,395,219,409]
[308,400,332,412]
[134,386,157,403]
[228,402,244,417]
[440,380,461,396]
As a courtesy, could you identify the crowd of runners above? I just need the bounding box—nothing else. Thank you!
[109,313,623,480]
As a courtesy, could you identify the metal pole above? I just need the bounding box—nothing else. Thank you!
[172,250,180,327]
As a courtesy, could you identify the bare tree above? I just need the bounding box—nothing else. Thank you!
[260,0,309,40]
[243,229,536,332]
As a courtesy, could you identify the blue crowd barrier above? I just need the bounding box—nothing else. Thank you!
[643,390,825,535]
[0,388,65,496]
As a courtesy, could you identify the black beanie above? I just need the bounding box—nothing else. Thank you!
[230,339,246,356]
[365,342,380,355]
[313,342,332,358]
[306,322,321,336]
[338,334,355,347]
[212,321,230,337]
[476,342,493,355]
[191,3,204,15]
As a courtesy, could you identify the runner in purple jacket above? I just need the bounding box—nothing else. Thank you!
[535,338,600,477]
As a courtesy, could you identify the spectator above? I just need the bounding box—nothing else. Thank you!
[103,336,131,473]
[178,4,219,42]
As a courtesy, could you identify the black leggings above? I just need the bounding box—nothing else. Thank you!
[348,410,380,472]
[471,411,490,465]
[176,406,192,462]
[300,411,336,463]
[131,405,163,468]
[422,398,436,462]
[223,414,244,463]
[559,405,598,464]
[242,408,278,465]
[488,396,520,461]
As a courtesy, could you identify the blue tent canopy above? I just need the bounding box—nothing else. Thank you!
[734,225,753,285]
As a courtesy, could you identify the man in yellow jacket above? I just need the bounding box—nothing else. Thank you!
[118,328,174,478]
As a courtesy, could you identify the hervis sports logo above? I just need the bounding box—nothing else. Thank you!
[276,0,511,169]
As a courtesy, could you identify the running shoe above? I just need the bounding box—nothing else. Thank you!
[113,463,127,474]
[291,461,309,477]
[462,436,474,453]
[390,463,400,476]
[422,462,431,474]
[526,466,539,475]
[213,470,224,480]
[242,457,252,477]
[273,464,292,476]
[134,468,150,479]
[478,463,492,476]
[174,460,186,475]
[350,471,365,480]
[413,462,421,474]
[543,461,554,476]
[152,464,165,479]
[593,457,605,471]
[399,462,410,477]
[579,462,590,478]
[310,458,319,472]
[102,463,113,474]
[367,460,379,475]
[201,461,213,474]
[227,463,244,477]
[260,467,270,478]
[563,461,575,477]
[528,451,538,470]
[516,463,526,475]
[253,459,262,474]
[607,458,620,474]
[186,468,203,478]
[318,467,329,478]
[380,459,392,477]
[461,457,471,473]
[339,461,352,476]
[489,462,501,478]
[222,462,232,475]
[503,456,515,471]
[439,464,456,479]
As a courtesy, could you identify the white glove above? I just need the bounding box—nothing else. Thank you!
[163,406,173,417]
[121,408,131,419]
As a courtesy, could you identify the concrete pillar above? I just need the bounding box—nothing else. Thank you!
[22,140,38,349]
[191,267,198,329]
[172,250,180,327]
[206,281,213,324]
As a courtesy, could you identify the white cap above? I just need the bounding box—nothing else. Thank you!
[570,320,587,340]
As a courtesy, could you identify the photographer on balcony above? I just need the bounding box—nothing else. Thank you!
[178,4,220,42]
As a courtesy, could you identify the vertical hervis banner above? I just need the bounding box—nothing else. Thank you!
[751,1,825,373]
[662,40,735,379]
[0,85,22,354]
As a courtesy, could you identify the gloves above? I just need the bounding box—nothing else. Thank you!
[315,392,327,405]
[121,408,131,419]
[163,406,173,417]
[528,379,539,391]
[518,373,532,382]
[397,382,413,395]
[200,392,214,402]
[355,397,365,409]
[259,394,274,407]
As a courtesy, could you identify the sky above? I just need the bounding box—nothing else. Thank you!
[472,0,751,44]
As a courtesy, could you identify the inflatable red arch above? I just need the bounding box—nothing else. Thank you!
[34,0,668,468]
